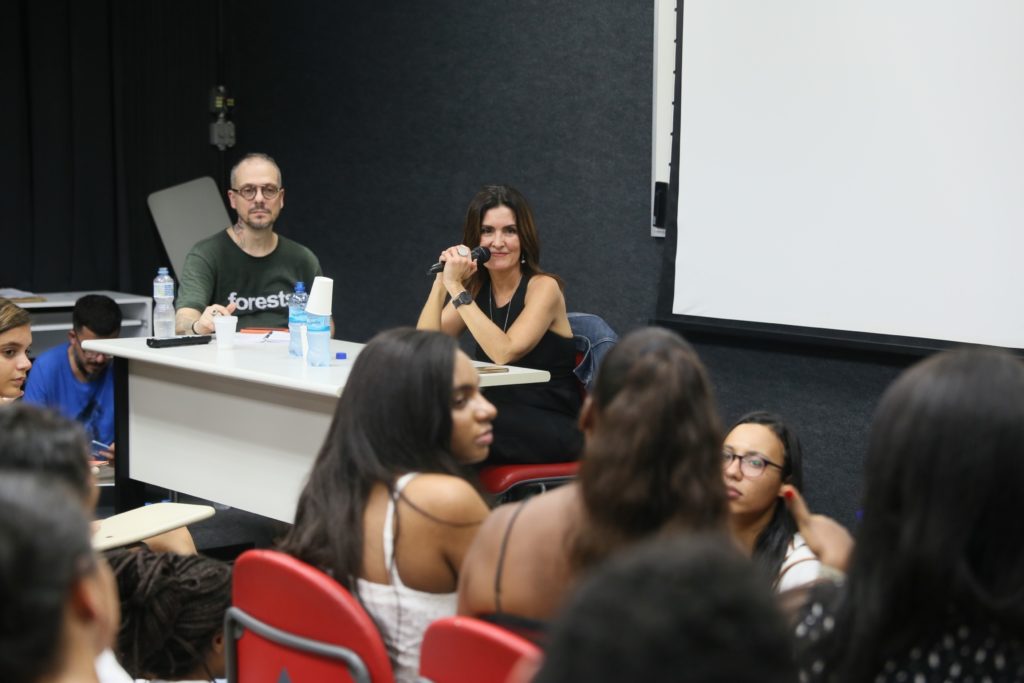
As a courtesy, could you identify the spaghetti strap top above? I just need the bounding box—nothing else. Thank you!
[382,473,414,578]
[494,498,531,614]
[477,498,548,645]
[356,473,458,683]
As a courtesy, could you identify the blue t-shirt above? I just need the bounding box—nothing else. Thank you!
[23,342,115,446]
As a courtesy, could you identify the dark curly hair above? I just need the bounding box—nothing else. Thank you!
[108,548,232,681]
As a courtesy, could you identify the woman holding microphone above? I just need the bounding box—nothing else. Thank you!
[418,185,582,465]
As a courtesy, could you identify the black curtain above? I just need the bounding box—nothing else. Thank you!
[2,0,225,295]
[3,0,118,291]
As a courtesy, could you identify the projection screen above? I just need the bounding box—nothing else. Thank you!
[670,1,1024,349]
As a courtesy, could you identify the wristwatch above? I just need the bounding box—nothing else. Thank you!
[452,291,473,309]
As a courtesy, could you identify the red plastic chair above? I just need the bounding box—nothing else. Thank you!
[478,351,584,503]
[225,549,394,683]
[479,461,580,502]
[417,616,542,683]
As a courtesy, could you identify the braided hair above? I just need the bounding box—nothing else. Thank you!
[107,548,232,681]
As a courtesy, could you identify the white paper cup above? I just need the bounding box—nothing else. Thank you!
[213,315,238,349]
[306,276,334,316]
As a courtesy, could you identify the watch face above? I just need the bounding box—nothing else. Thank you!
[454,291,472,308]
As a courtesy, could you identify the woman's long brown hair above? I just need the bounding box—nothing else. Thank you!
[571,327,728,571]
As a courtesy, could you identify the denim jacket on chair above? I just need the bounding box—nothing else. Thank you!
[567,312,618,393]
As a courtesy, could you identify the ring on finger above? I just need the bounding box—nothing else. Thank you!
[457,245,470,257]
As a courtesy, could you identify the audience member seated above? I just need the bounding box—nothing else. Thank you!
[24,294,121,459]
[107,548,231,682]
[0,473,122,683]
[530,534,797,683]
[0,403,196,556]
[417,184,582,465]
[278,328,494,683]
[458,326,728,634]
[0,296,33,403]
[792,348,1024,681]
[723,411,821,591]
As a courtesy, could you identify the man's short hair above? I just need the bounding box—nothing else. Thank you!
[0,404,92,503]
[72,294,122,336]
[229,152,283,189]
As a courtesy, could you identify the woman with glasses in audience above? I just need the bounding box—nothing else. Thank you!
[0,297,32,403]
[279,328,495,683]
[417,185,582,465]
[458,327,728,637]
[723,412,821,592]
[792,347,1024,682]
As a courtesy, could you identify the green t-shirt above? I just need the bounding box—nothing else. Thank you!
[176,230,323,328]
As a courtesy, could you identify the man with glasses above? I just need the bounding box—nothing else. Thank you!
[175,152,324,335]
[23,294,121,459]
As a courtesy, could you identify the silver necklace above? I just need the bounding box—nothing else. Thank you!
[488,280,518,332]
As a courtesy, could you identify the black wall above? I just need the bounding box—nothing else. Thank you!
[222,1,659,342]
[6,0,908,525]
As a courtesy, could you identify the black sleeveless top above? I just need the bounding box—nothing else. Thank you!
[473,274,583,465]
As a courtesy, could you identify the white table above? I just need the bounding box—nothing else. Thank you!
[84,336,549,522]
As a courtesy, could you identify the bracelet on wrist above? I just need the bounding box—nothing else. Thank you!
[191,319,200,335]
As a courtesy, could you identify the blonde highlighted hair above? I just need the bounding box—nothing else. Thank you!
[0,298,31,336]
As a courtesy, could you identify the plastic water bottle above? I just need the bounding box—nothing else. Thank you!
[288,282,308,358]
[306,312,331,367]
[152,267,175,338]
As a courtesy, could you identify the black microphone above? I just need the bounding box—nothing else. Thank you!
[427,246,491,275]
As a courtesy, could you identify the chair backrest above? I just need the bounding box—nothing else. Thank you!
[226,549,395,683]
[567,312,618,392]
[147,176,232,278]
[479,462,579,503]
[417,616,542,683]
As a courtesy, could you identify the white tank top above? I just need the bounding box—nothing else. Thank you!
[357,473,458,683]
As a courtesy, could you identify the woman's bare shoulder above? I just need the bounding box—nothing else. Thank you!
[526,273,564,295]
[401,473,489,524]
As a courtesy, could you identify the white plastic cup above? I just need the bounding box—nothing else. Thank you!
[213,315,238,349]
[306,276,334,317]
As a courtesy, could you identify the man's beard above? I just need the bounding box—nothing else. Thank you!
[242,208,274,230]
[74,353,104,380]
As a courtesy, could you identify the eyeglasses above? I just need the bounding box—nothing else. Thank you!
[722,450,784,478]
[230,184,281,201]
